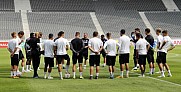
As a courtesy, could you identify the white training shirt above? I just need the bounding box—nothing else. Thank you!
[160,36,175,53]
[88,37,103,55]
[136,38,149,55]
[16,37,22,51]
[38,38,44,51]
[54,37,69,55]
[103,39,118,56]
[43,39,54,58]
[118,35,130,54]
[8,38,19,54]
[157,35,163,52]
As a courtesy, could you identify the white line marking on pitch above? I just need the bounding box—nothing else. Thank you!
[115,67,181,87]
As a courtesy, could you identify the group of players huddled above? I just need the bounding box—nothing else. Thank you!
[7,28,175,79]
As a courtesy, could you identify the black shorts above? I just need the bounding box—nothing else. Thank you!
[101,50,106,58]
[138,55,147,65]
[72,54,83,64]
[19,50,24,60]
[106,56,116,66]
[89,55,100,66]
[156,52,167,64]
[119,53,129,64]
[147,50,154,64]
[82,51,88,60]
[56,55,67,64]
[11,54,19,66]
[64,54,70,61]
[44,57,54,68]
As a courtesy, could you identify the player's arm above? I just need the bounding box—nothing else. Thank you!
[77,40,85,53]
[70,42,77,53]
[11,41,19,57]
[167,41,175,52]
[88,40,96,53]
[135,42,139,59]
[159,41,166,50]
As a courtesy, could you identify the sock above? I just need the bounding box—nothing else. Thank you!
[110,72,113,77]
[59,72,62,78]
[66,65,69,72]
[13,71,17,76]
[168,70,171,74]
[90,75,93,77]
[44,72,46,76]
[84,65,86,67]
[22,67,24,71]
[96,73,99,77]
[63,65,65,68]
[48,73,51,77]
[17,69,20,73]
[126,70,129,76]
[161,70,165,76]
[137,64,139,67]
[150,68,153,74]
[152,68,155,73]
[26,65,29,71]
[73,72,76,77]
[120,71,123,76]
[80,72,83,77]
[11,71,13,76]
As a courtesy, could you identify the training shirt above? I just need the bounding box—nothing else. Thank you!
[82,38,89,53]
[71,38,84,54]
[54,37,69,55]
[118,35,130,54]
[8,38,19,54]
[157,35,163,52]
[104,39,118,56]
[136,38,149,55]
[145,34,154,51]
[88,37,103,55]
[44,39,54,58]
[160,36,175,53]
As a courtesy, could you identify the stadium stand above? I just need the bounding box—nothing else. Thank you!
[173,0,181,10]
[0,12,23,40]
[27,12,96,39]
[96,11,146,38]
[0,0,15,11]
[145,12,181,38]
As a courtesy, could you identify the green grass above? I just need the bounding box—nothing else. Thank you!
[0,46,181,92]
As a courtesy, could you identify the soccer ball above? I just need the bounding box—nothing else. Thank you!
[17,72,22,77]
[64,73,70,79]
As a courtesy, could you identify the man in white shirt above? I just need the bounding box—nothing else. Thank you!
[43,34,54,79]
[103,33,118,79]
[7,32,20,79]
[157,30,175,77]
[117,29,130,78]
[17,31,25,72]
[54,31,69,80]
[136,33,150,77]
[88,31,103,80]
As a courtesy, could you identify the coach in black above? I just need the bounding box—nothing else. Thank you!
[70,32,84,79]
[27,33,40,78]
[82,33,89,69]
[145,28,155,75]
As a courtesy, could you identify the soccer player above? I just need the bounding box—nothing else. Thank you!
[82,33,89,69]
[103,33,118,79]
[17,31,25,73]
[100,35,107,67]
[24,33,34,72]
[145,28,155,75]
[43,33,54,79]
[132,28,143,70]
[27,32,41,78]
[54,34,70,73]
[54,31,69,80]
[37,32,43,70]
[136,33,150,77]
[7,32,20,78]
[88,31,103,79]
[70,32,84,79]
[157,30,175,77]
[117,29,130,78]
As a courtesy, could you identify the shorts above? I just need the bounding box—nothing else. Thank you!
[89,55,100,66]
[119,53,130,64]
[101,50,106,58]
[156,52,167,64]
[82,51,88,60]
[147,50,154,64]
[11,54,19,66]
[44,57,54,68]
[64,54,70,61]
[72,54,83,64]
[56,55,67,64]
[106,56,116,66]
[19,50,24,60]
[138,55,147,65]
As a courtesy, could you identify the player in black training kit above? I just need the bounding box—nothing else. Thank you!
[145,28,155,75]
[70,32,85,79]
[101,35,107,67]
[82,33,89,69]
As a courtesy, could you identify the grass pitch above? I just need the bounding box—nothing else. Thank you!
[0,46,181,92]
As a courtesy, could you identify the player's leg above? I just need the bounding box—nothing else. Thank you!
[89,55,94,80]
[65,54,70,73]
[57,55,63,80]
[44,57,48,79]
[78,55,83,79]
[133,49,139,70]
[162,53,172,77]
[72,54,77,79]
[157,52,165,77]
[47,58,54,79]
[138,55,145,77]
[95,55,100,79]
[106,56,112,78]
[19,50,25,72]
[125,53,130,78]
[117,54,124,78]
[83,53,88,69]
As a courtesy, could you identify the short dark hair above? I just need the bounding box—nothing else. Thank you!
[49,33,53,39]
[58,31,64,37]
[106,33,111,38]
[156,28,162,33]
[120,29,125,34]
[18,31,24,35]
[11,32,16,37]
[145,28,150,33]
[136,33,141,38]
[93,31,98,37]
[135,28,140,32]
[39,32,43,36]
[162,30,168,34]
[30,33,34,38]
[75,32,80,36]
